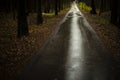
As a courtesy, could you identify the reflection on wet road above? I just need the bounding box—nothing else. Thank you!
[65,3,83,80]
[20,2,112,80]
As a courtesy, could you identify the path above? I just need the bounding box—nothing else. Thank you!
[19,2,112,80]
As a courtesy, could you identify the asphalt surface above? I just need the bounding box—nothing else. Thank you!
[19,2,113,80]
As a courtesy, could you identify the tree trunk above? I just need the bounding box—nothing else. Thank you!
[46,0,50,13]
[111,0,118,25]
[37,0,43,25]
[99,0,104,16]
[44,0,50,13]
[90,0,97,14]
[58,0,61,12]
[61,0,63,10]
[17,0,29,38]
[55,0,58,15]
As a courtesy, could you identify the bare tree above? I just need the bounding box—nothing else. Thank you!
[54,0,58,15]
[110,0,120,25]
[90,0,97,14]
[37,0,43,25]
[17,0,29,37]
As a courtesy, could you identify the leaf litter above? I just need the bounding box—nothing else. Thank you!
[0,10,68,80]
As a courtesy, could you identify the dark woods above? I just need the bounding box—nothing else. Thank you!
[92,0,120,26]
[0,0,72,38]
[110,0,120,26]
[0,0,120,37]
[79,0,120,26]
[90,0,96,14]
[17,0,29,37]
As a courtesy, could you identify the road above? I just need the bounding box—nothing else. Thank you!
[19,2,113,80]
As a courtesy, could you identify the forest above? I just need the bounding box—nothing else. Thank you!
[0,0,120,80]
[0,0,119,37]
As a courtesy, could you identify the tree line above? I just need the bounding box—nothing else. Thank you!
[79,0,120,26]
[0,0,73,37]
[1,0,119,38]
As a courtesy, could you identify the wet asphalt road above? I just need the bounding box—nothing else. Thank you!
[19,3,113,80]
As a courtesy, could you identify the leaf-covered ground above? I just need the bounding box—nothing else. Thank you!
[0,10,68,80]
[82,11,120,68]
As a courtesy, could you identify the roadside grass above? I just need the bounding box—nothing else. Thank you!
[0,9,68,80]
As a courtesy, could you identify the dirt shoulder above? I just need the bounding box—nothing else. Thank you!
[0,10,68,80]
[82,11,120,68]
